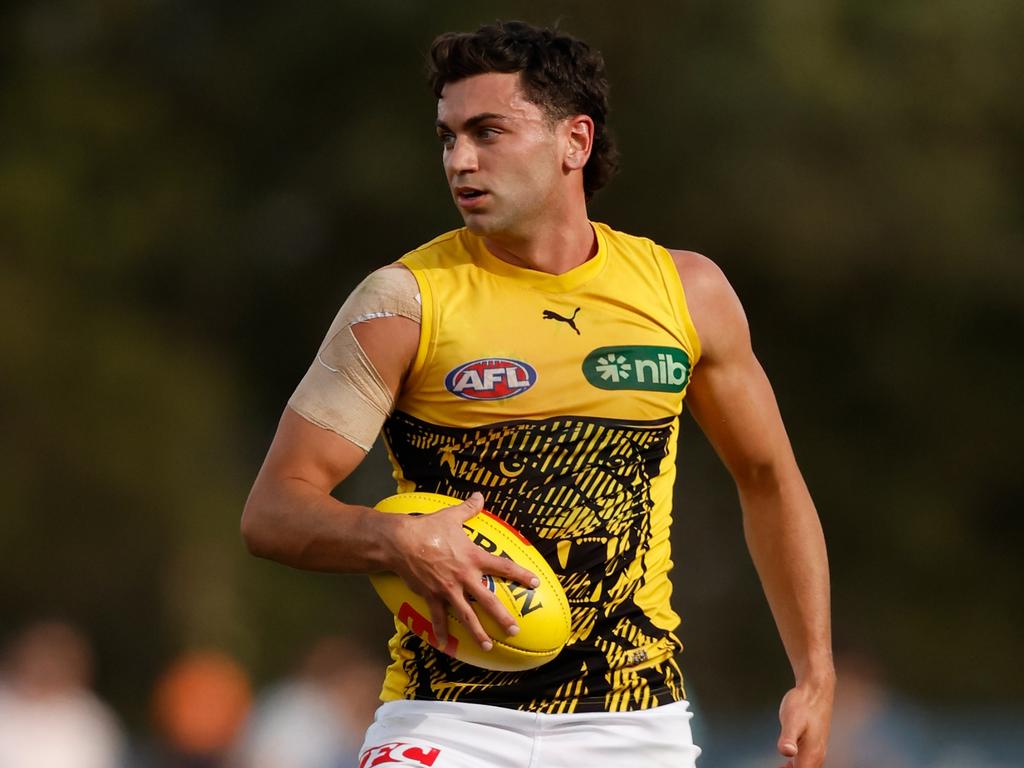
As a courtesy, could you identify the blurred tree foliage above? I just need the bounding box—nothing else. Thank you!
[2,0,1021,723]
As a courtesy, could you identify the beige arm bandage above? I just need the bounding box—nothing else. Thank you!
[287,265,421,451]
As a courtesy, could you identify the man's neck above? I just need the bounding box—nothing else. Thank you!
[481,213,597,276]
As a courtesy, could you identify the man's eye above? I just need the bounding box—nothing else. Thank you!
[477,127,499,140]
[438,133,455,148]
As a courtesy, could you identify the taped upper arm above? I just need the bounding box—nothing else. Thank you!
[287,265,420,452]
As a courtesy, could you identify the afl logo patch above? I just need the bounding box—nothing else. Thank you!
[444,358,537,400]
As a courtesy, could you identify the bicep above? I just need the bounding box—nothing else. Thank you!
[258,407,369,493]
[686,347,798,489]
[673,250,798,487]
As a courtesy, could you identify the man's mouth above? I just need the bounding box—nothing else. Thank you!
[455,186,488,206]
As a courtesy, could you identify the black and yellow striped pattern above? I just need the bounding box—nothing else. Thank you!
[381,411,686,713]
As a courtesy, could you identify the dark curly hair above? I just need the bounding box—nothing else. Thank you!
[428,21,619,200]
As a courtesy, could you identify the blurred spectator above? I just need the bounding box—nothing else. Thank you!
[151,650,252,768]
[231,636,383,768]
[826,652,923,768]
[0,620,126,768]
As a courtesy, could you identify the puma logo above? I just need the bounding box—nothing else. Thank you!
[542,307,581,335]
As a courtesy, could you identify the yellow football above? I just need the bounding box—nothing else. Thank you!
[370,492,571,672]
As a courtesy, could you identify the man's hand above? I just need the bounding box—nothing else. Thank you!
[386,492,540,652]
[776,675,835,768]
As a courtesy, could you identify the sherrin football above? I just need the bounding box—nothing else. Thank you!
[370,492,571,672]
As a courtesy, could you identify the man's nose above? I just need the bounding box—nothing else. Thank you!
[446,136,478,174]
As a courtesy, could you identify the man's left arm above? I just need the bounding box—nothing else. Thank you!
[671,250,835,768]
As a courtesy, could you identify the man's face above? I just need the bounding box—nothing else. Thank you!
[436,72,567,238]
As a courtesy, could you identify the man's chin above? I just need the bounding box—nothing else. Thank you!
[461,213,500,236]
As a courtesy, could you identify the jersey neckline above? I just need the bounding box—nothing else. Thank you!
[463,222,608,293]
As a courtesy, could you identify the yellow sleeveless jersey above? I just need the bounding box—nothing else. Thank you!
[380,222,701,714]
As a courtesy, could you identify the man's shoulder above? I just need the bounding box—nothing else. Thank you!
[593,220,662,254]
[401,227,470,266]
[666,248,739,312]
[594,223,732,310]
[595,223,713,274]
[665,248,725,289]
[662,249,748,364]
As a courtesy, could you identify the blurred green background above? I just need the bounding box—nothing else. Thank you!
[2,0,1021,750]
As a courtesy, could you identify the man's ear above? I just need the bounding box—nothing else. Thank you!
[564,115,595,171]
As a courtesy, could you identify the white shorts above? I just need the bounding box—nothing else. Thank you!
[358,699,701,768]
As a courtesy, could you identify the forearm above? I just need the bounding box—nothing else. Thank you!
[241,475,398,573]
[738,468,834,684]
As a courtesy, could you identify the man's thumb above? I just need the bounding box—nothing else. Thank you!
[777,733,798,759]
[456,491,484,519]
[777,689,804,759]
[777,713,801,759]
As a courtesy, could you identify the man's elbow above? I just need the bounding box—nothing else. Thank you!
[240,493,277,559]
[733,459,784,496]
[733,455,812,514]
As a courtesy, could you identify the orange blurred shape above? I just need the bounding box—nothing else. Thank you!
[152,650,252,754]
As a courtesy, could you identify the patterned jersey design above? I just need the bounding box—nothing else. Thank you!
[381,409,686,713]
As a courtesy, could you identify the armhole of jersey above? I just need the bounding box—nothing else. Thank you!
[382,435,417,495]
[654,244,702,366]
[400,255,434,392]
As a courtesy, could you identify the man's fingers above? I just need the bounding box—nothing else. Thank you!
[447,590,493,651]
[427,599,450,652]
[466,574,520,636]
[423,491,543,648]
[484,550,540,591]
[427,588,496,654]
[446,492,541,590]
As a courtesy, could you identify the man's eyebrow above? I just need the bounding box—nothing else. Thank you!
[435,112,510,131]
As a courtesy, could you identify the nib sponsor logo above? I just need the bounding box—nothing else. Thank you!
[445,358,537,400]
[594,353,631,383]
[583,346,691,392]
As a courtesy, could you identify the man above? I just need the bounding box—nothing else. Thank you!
[243,20,834,768]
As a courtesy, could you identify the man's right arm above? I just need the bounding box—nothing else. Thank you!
[241,307,536,650]
[241,313,417,573]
